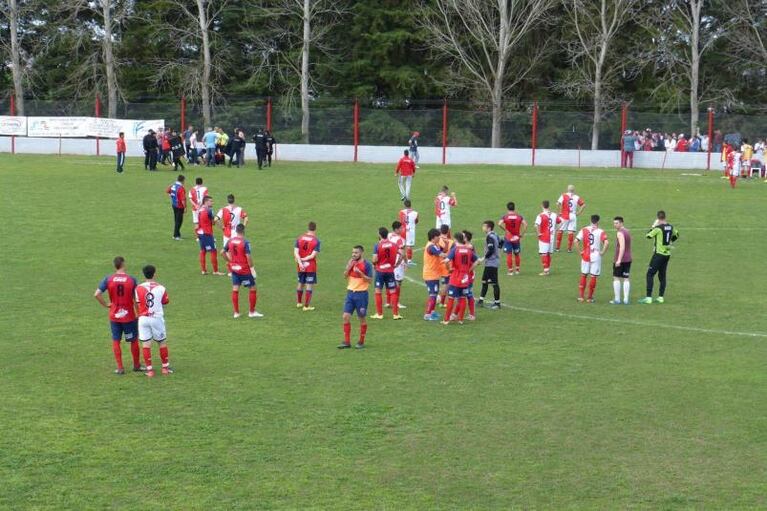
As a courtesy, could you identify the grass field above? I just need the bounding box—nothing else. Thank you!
[1,154,765,509]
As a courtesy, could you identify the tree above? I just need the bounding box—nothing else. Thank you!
[252,0,347,143]
[642,0,728,136]
[558,0,640,150]
[721,0,767,65]
[420,0,556,148]
[0,0,39,115]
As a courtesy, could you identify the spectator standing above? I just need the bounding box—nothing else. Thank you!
[160,128,172,165]
[237,129,247,165]
[265,130,276,167]
[675,134,688,152]
[189,130,199,165]
[116,132,126,173]
[408,131,420,168]
[202,128,218,166]
[621,130,636,168]
[183,125,194,160]
[689,135,701,152]
[700,133,709,153]
[142,129,158,171]
[713,129,723,153]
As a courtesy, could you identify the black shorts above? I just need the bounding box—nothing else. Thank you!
[648,253,670,273]
[612,262,631,278]
[481,267,499,284]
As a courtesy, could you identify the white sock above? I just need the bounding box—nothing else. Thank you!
[613,280,621,302]
[623,281,631,303]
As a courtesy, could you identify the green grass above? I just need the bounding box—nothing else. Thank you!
[1,154,765,509]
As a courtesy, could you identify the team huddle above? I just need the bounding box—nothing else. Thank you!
[94,173,680,371]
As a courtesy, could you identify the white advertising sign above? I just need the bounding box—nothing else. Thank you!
[25,116,165,139]
[0,116,28,136]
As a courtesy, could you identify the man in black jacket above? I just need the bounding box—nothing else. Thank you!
[228,131,245,168]
[142,129,158,171]
[253,128,267,169]
[169,129,186,171]
[265,130,276,167]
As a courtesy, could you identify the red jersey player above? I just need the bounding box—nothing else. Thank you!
[339,245,373,349]
[575,215,609,302]
[556,184,585,252]
[195,195,223,275]
[94,256,142,374]
[215,194,249,250]
[395,149,416,201]
[294,221,321,311]
[497,201,527,275]
[387,220,407,309]
[188,177,208,230]
[135,264,172,377]
[398,199,419,265]
[224,224,262,318]
[370,227,403,320]
[442,232,478,325]
[535,200,561,276]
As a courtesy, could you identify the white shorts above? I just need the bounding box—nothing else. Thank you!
[559,214,576,232]
[580,259,602,276]
[192,209,199,224]
[394,263,406,282]
[538,241,553,254]
[405,231,416,247]
[138,316,167,342]
[436,217,451,229]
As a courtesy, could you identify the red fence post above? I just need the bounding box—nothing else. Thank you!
[442,98,448,165]
[95,94,101,156]
[266,97,272,132]
[531,101,538,167]
[181,95,186,132]
[620,103,628,167]
[706,107,714,172]
[353,99,359,162]
[10,93,16,155]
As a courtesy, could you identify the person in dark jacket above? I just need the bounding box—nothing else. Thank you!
[169,130,186,171]
[142,129,159,171]
[265,130,276,167]
[228,131,245,168]
[253,128,268,169]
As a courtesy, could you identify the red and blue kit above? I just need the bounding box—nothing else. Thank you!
[447,245,478,294]
[295,233,321,284]
[98,273,138,341]
[500,212,524,252]
[196,206,216,252]
[373,239,399,289]
[225,237,255,287]
[166,181,186,209]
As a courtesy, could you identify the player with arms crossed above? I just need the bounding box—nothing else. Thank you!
[294,222,320,311]
[223,224,262,318]
[610,216,632,304]
[188,177,208,238]
[498,201,527,275]
[339,245,373,349]
[478,221,502,309]
[434,186,457,229]
[556,184,585,252]
[638,211,679,304]
[370,227,403,320]
[135,264,173,377]
[534,200,560,276]
[94,256,143,374]
[195,195,224,275]
[422,228,446,321]
[442,232,479,325]
[575,215,609,303]
[398,199,419,266]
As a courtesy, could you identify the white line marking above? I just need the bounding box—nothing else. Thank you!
[400,274,767,339]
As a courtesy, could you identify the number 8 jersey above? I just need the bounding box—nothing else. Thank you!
[135,282,169,317]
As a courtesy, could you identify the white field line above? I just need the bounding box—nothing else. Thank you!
[400,267,767,340]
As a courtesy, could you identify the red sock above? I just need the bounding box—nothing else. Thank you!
[567,232,574,251]
[506,254,514,271]
[249,289,257,312]
[211,251,219,272]
[343,322,351,343]
[444,297,455,321]
[375,293,383,315]
[406,247,413,260]
[515,253,521,269]
[730,175,736,188]
[112,340,123,370]
[579,274,587,298]
[468,297,475,316]
[545,254,551,270]
[304,290,312,306]
[159,345,169,366]
[457,298,467,320]
[142,346,152,370]
[440,293,447,305]
[130,341,140,368]
[199,251,207,272]
[232,290,239,313]
[588,276,597,299]
[297,289,304,304]
[390,289,399,315]
[556,230,563,250]
[541,254,547,271]
[425,296,436,314]
[359,324,367,344]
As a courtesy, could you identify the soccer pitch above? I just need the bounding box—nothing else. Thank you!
[1,154,765,509]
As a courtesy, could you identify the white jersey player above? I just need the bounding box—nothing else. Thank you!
[215,194,248,247]
[434,186,457,229]
[575,215,609,303]
[556,184,585,252]
[189,179,209,224]
[134,264,173,377]
[398,199,419,265]
[388,222,408,308]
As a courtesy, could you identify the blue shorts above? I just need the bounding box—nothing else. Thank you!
[110,320,138,342]
[375,271,397,290]
[447,286,469,298]
[343,291,369,317]
[198,234,216,252]
[425,280,440,296]
[503,240,521,254]
[297,272,317,284]
[441,276,450,286]
[465,283,474,299]
[232,272,255,287]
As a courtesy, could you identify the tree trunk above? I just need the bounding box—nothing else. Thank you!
[689,0,701,137]
[101,0,118,118]
[9,0,25,116]
[300,0,311,144]
[491,0,509,149]
[591,78,601,151]
[491,85,503,148]
[196,0,212,128]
